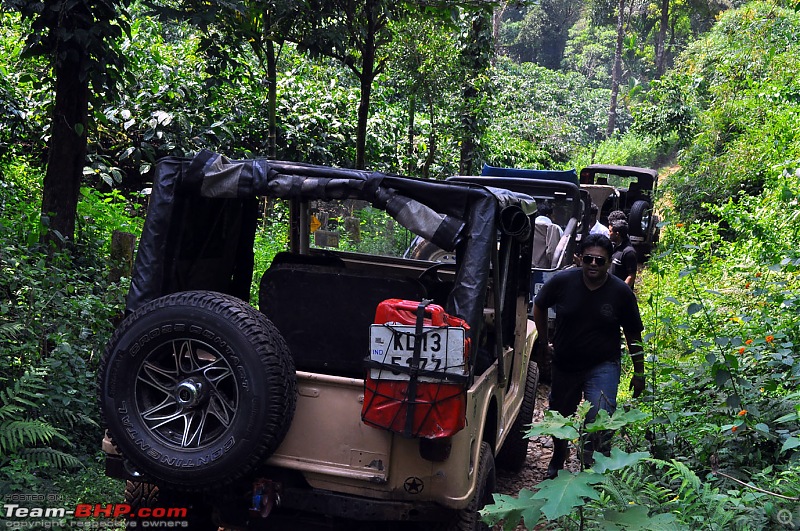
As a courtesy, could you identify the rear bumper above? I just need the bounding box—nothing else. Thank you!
[276,486,452,522]
[104,452,452,523]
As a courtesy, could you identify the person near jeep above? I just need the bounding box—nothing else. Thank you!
[607,209,627,224]
[535,202,563,235]
[609,219,637,289]
[588,203,609,237]
[532,233,645,479]
[533,201,563,268]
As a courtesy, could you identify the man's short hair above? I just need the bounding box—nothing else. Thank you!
[579,233,613,257]
[537,202,553,217]
[590,203,599,215]
[607,210,627,224]
[610,219,629,238]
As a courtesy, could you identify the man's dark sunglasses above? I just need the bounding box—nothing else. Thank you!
[582,255,607,266]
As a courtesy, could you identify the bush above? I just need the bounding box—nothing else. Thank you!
[657,2,800,222]
[0,160,137,494]
[570,131,678,170]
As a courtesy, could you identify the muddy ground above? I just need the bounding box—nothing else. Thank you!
[492,383,581,530]
[495,382,581,494]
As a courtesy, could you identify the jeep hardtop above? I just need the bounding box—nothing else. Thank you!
[579,164,659,260]
[99,151,580,529]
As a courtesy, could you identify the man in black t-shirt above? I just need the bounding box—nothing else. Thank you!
[533,233,644,479]
[609,219,638,289]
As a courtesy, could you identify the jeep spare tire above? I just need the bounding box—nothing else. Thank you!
[628,200,651,237]
[99,290,296,491]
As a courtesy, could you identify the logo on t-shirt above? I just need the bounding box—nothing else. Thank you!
[600,303,615,319]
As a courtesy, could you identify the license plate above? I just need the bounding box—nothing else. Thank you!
[369,325,466,382]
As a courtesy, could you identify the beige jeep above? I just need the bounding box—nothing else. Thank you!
[99,152,580,529]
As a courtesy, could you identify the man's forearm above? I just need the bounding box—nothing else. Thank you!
[629,347,644,374]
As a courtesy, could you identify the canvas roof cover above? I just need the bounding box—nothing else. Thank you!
[127,150,538,335]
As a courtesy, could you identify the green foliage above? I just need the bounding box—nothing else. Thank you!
[485,58,624,168]
[641,217,800,472]
[628,160,800,527]
[0,367,82,492]
[591,447,650,472]
[57,453,124,505]
[571,131,676,170]
[0,158,132,495]
[531,470,604,520]
[527,409,582,440]
[563,21,616,86]
[0,13,50,166]
[482,489,546,530]
[8,0,132,86]
[655,2,800,221]
[276,51,359,166]
[3,0,800,523]
[597,458,756,530]
[631,76,697,145]
[251,199,290,304]
[502,0,583,69]
[491,172,800,528]
[381,15,463,178]
[93,14,255,185]
[484,405,658,529]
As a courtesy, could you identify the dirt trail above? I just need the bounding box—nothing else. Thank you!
[493,383,582,530]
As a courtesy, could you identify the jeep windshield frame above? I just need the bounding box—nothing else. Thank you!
[579,164,658,190]
[126,150,537,354]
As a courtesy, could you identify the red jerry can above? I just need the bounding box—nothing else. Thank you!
[362,299,470,438]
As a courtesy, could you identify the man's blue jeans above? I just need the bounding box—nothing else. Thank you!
[550,358,621,422]
[547,359,621,474]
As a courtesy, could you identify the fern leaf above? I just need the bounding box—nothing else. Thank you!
[0,321,23,340]
[0,403,24,421]
[0,419,68,455]
[0,367,48,412]
[19,447,83,470]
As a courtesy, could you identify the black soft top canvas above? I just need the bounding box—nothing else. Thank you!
[127,150,537,335]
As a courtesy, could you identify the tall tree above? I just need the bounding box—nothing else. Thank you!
[458,6,492,176]
[607,0,625,136]
[390,15,460,177]
[654,0,669,77]
[149,0,312,160]
[492,0,512,62]
[507,0,582,68]
[297,0,403,169]
[5,0,130,244]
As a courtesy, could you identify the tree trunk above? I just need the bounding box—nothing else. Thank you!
[459,82,478,176]
[354,0,379,170]
[110,231,136,283]
[356,63,373,170]
[655,0,669,77]
[407,94,416,174]
[267,40,278,159]
[423,97,436,179]
[492,1,509,63]
[458,11,491,176]
[40,50,89,245]
[606,0,625,138]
